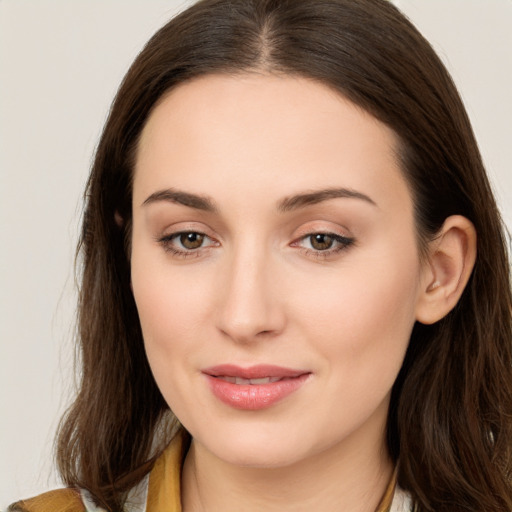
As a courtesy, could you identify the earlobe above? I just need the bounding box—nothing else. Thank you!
[415,215,477,325]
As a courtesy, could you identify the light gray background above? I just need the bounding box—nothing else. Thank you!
[1,0,511,507]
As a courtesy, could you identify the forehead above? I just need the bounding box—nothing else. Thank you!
[133,73,411,216]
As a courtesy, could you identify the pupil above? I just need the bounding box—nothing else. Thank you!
[311,234,333,251]
[180,232,204,249]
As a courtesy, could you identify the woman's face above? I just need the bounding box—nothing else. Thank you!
[131,74,427,468]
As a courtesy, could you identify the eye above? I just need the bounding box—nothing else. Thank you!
[178,232,206,250]
[308,233,337,251]
[293,232,355,258]
[158,230,217,256]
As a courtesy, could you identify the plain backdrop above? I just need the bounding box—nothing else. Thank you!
[1,0,511,507]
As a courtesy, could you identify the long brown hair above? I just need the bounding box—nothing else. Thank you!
[55,0,512,510]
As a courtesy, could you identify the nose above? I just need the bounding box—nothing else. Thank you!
[215,243,286,344]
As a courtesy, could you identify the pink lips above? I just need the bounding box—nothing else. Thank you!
[203,364,311,410]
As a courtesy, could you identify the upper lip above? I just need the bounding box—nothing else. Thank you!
[202,364,309,379]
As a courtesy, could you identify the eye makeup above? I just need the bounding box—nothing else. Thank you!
[156,229,355,261]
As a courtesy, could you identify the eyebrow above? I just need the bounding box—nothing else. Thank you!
[277,188,377,212]
[142,188,218,212]
[142,187,376,212]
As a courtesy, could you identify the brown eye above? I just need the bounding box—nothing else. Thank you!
[179,232,205,249]
[309,234,334,251]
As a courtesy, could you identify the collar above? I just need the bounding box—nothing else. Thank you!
[145,430,189,512]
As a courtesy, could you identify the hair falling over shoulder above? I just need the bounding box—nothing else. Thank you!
[54,0,512,510]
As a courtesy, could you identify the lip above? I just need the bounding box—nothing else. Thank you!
[202,364,311,410]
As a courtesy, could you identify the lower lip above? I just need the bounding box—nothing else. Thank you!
[205,374,310,410]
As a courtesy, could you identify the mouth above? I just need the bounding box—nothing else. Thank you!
[214,375,284,385]
[202,364,311,410]
[203,363,309,380]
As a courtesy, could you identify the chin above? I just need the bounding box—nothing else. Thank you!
[193,421,319,469]
[218,443,305,469]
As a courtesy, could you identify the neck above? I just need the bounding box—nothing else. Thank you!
[181,421,393,512]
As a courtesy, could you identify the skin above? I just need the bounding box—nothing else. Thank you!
[130,73,474,511]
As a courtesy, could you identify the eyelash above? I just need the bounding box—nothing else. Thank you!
[158,231,218,258]
[293,232,355,259]
[157,231,355,260]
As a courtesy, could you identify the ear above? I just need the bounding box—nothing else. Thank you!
[114,210,124,227]
[415,215,477,325]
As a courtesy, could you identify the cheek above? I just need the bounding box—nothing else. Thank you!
[291,240,421,374]
[130,236,205,376]
[131,263,210,418]
[132,269,210,360]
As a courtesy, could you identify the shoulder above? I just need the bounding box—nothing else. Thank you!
[8,488,85,512]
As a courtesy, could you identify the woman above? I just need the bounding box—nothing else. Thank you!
[10,0,512,511]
